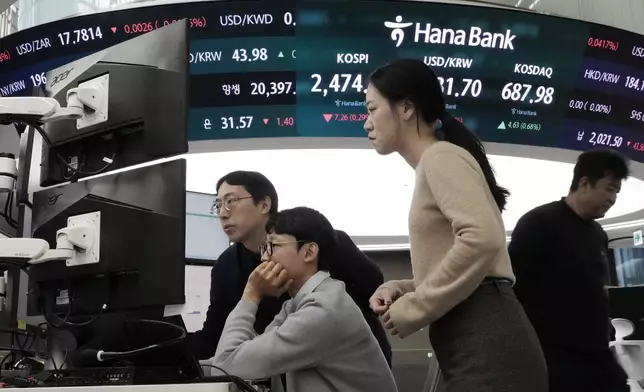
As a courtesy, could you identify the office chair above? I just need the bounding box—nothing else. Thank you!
[610,318,644,392]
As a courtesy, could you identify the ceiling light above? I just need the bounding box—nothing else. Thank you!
[603,219,644,231]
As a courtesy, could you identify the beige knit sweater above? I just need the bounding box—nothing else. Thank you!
[380,141,514,338]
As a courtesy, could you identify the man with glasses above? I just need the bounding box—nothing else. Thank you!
[189,171,391,367]
[214,207,398,392]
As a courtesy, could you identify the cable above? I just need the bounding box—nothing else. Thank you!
[0,352,14,371]
[18,122,116,177]
[1,329,15,373]
[38,277,109,330]
[7,192,12,223]
[0,329,33,352]
[36,124,116,177]
[42,275,110,330]
[10,259,106,330]
[0,261,100,331]
[0,263,69,382]
[0,211,17,229]
[42,292,73,330]
[0,260,106,332]
[14,330,33,353]
[0,328,34,373]
[199,364,257,392]
[43,325,67,386]
[88,319,187,363]
[1,191,17,229]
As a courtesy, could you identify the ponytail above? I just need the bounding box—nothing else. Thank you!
[439,115,510,211]
[367,58,510,210]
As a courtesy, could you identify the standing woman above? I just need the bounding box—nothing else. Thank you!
[365,59,547,392]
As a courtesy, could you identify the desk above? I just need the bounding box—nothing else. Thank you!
[12,383,234,391]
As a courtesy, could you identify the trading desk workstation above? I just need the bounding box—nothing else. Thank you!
[1,0,644,390]
[0,20,250,391]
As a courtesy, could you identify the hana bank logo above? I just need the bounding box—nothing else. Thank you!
[384,15,517,51]
[384,16,413,47]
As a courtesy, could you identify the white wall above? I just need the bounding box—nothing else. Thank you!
[484,0,644,35]
[540,0,644,35]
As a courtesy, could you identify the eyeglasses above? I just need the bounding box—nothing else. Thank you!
[259,241,309,256]
[211,196,253,216]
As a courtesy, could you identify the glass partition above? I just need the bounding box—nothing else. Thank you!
[614,248,644,286]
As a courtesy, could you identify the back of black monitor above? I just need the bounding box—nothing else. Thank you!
[39,19,189,187]
[28,159,187,318]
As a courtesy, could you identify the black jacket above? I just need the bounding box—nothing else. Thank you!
[190,230,392,365]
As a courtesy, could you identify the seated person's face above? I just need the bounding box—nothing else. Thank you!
[261,233,312,278]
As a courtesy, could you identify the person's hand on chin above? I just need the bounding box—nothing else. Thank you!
[242,261,294,304]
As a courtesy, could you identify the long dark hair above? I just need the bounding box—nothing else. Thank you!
[369,59,510,211]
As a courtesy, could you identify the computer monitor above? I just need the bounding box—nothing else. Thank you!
[27,159,187,318]
[185,191,231,264]
[39,19,189,187]
[28,159,206,381]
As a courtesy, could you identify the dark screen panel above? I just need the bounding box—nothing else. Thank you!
[1,0,644,162]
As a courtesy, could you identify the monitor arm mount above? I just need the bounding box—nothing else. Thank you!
[0,212,101,267]
[0,84,105,126]
[0,81,105,268]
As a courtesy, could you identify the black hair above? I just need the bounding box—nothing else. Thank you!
[266,207,338,271]
[216,171,278,217]
[369,58,510,211]
[570,148,630,191]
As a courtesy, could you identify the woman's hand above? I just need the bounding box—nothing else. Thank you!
[369,287,398,315]
[381,310,399,336]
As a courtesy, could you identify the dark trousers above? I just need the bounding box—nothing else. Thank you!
[430,280,548,392]
[544,345,629,392]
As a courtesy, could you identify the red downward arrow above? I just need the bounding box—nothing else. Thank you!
[627,141,632,146]
[111,27,117,33]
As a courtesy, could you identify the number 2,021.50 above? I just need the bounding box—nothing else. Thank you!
[588,132,623,148]
[58,27,104,46]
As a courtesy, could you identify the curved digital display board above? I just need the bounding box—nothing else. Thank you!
[1,0,644,162]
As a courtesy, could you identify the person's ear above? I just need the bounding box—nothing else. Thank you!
[303,242,319,264]
[400,99,415,122]
[578,177,590,193]
[260,197,271,215]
